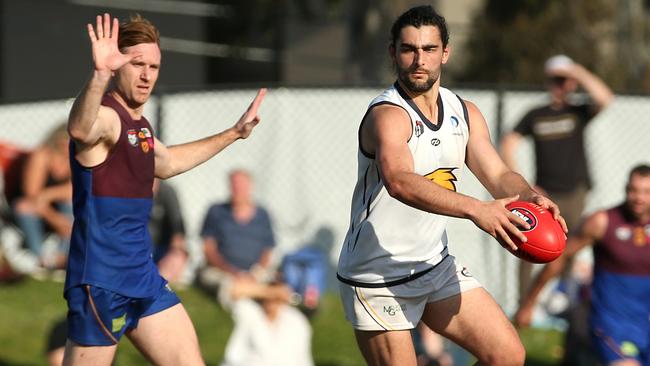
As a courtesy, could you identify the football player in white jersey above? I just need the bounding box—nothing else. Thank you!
[337,5,567,366]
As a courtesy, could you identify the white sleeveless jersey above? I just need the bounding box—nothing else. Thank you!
[337,83,470,286]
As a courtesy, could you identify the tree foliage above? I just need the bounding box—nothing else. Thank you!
[457,0,633,90]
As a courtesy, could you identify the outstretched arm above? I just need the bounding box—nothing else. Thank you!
[68,14,135,151]
[514,210,607,327]
[154,88,267,179]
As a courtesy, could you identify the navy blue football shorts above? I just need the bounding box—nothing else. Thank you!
[592,318,650,365]
[65,282,180,346]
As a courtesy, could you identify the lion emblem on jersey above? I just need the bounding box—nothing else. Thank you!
[424,168,458,191]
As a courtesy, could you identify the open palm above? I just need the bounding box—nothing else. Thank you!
[87,13,135,72]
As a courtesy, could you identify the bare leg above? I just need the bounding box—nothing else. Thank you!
[609,360,641,366]
[354,329,418,366]
[421,287,525,366]
[62,340,117,366]
[127,303,204,366]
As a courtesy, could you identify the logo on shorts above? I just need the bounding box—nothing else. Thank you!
[111,313,127,333]
[383,304,406,316]
[620,340,639,357]
[461,267,473,277]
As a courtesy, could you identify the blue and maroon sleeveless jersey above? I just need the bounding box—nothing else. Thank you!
[65,94,163,298]
[590,204,650,327]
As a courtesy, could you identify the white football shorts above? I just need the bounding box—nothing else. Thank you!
[338,254,482,331]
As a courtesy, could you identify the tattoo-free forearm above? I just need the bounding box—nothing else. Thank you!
[385,172,481,220]
[159,128,240,178]
[68,70,111,142]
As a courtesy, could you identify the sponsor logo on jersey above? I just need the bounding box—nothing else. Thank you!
[383,303,407,316]
[431,138,440,146]
[415,120,424,137]
[424,168,458,191]
[633,226,646,246]
[111,313,127,333]
[141,127,152,138]
[451,116,459,127]
[141,141,150,153]
[509,207,537,232]
[127,129,138,146]
[461,267,473,277]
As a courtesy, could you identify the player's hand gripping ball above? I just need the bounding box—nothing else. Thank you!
[503,201,566,263]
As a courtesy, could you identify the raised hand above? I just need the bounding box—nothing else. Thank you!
[87,13,136,73]
[232,88,267,139]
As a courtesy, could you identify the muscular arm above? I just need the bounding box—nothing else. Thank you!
[515,210,607,326]
[154,88,266,179]
[467,101,567,232]
[466,101,534,201]
[68,15,131,166]
[363,104,529,249]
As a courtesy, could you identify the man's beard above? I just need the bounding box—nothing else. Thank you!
[398,68,436,93]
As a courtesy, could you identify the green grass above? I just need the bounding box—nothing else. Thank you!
[0,278,562,365]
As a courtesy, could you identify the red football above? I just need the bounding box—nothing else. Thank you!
[502,201,566,263]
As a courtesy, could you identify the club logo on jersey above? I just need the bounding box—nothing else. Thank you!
[424,168,458,191]
[451,116,459,127]
[141,141,150,153]
[127,129,138,146]
[415,120,424,137]
[615,227,632,241]
[509,207,537,232]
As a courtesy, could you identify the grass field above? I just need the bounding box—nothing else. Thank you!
[0,277,563,365]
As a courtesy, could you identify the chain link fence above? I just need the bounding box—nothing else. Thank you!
[1,87,648,314]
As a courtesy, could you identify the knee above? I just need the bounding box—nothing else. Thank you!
[480,340,525,366]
